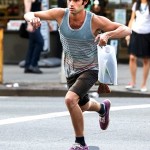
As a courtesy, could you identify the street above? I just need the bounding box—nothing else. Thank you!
[0,97,150,150]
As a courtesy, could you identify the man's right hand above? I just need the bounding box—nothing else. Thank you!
[29,17,41,30]
[24,12,41,30]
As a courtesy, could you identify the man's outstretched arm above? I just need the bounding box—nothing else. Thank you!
[24,8,65,29]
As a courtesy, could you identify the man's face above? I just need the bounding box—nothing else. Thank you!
[67,0,87,14]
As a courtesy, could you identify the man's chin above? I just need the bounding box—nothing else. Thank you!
[70,11,76,15]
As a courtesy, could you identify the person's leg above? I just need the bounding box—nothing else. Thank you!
[80,97,101,112]
[65,91,90,150]
[65,91,83,137]
[129,54,137,86]
[80,97,111,130]
[141,58,150,89]
[66,71,97,149]
[25,32,35,69]
[31,28,44,67]
[66,70,111,149]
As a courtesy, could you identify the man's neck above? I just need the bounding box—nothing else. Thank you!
[70,9,86,21]
[69,9,86,29]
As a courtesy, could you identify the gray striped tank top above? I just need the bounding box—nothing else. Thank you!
[59,8,98,78]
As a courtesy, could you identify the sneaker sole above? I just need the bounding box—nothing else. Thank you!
[100,99,111,130]
[104,99,111,130]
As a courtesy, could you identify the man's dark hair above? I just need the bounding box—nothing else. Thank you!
[83,0,91,8]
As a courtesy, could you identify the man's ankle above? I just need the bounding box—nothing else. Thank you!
[98,103,106,116]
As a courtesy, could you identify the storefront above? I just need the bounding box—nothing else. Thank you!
[0,0,61,64]
[0,0,135,64]
[103,0,134,62]
[0,0,24,64]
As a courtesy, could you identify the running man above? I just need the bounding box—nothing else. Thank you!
[24,0,131,149]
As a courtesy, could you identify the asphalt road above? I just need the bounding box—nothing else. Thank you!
[0,97,150,150]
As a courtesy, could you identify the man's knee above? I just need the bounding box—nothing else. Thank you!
[65,97,76,107]
[65,91,79,108]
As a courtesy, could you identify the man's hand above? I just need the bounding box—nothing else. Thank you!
[24,12,41,30]
[29,17,41,30]
[95,33,110,46]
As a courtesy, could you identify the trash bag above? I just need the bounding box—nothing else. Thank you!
[97,45,117,85]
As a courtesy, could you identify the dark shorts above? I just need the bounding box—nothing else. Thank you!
[128,31,150,58]
[66,70,98,106]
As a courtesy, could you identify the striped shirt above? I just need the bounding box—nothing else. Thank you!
[59,8,98,78]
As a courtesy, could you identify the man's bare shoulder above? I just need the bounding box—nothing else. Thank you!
[52,8,66,22]
[50,7,66,15]
[92,15,104,29]
[92,14,109,24]
[92,14,113,30]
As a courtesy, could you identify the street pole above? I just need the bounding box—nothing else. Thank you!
[0,28,4,84]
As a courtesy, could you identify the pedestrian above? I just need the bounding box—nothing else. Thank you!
[24,0,44,74]
[24,0,131,149]
[125,0,150,92]
[90,0,106,16]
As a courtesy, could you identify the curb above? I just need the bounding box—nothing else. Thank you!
[0,88,150,97]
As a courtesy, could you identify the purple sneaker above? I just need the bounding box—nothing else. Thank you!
[69,143,89,150]
[99,99,111,130]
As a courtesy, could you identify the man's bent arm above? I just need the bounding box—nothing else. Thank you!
[104,25,132,39]
[94,15,132,46]
[95,16,132,39]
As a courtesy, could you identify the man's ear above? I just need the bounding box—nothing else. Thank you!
[82,0,88,6]
[84,0,91,8]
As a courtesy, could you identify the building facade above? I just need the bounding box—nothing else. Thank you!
[0,0,135,63]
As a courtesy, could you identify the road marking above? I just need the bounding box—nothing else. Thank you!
[0,111,69,126]
[111,104,150,111]
[0,96,9,99]
[0,104,150,126]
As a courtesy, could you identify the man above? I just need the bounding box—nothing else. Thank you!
[24,0,131,149]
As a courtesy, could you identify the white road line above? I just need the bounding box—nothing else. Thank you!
[0,97,9,99]
[0,111,69,126]
[111,104,150,111]
[0,104,150,126]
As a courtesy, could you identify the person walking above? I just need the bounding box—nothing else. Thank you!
[90,0,106,16]
[125,0,150,92]
[24,0,131,149]
[24,0,44,74]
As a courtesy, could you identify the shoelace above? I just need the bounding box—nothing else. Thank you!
[101,116,106,123]
[100,110,106,123]
[71,143,88,150]
[72,143,83,150]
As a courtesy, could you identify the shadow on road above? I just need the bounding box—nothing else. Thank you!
[89,146,100,150]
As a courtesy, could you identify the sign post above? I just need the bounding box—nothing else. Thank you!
[0,28,4,84]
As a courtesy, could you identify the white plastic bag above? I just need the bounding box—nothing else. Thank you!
[97,45,117,85]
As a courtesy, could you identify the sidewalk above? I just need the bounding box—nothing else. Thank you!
[0,64,150,97]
